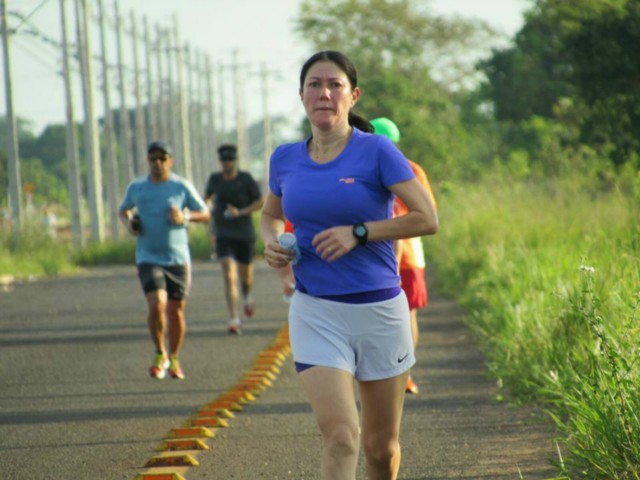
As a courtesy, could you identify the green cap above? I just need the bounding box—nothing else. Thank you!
[370,117,400,143]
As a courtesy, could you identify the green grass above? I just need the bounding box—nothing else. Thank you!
[0,219,77,278]
[428,175,640,478]
[0,214,265,277]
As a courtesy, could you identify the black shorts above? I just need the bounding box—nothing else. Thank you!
[215,238,255,264]
[137,263,190,300]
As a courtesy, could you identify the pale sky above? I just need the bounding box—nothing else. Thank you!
[3,0,530,136]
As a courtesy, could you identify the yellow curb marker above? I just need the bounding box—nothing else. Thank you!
[189,417,230,428]
[134,467,188,480]
[144,452,200,468]
[166,427,215,439]
[195,408,235,419]
[133,324,290,479]
[204,400,243,411]
[159,439,209,451]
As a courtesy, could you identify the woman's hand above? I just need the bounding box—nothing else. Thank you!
[312,226,357,262]
[264,240,295,269]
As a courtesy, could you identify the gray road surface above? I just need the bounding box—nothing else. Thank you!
[0,261,557,479]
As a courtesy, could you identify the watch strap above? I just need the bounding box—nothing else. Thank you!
[352,222,368,246]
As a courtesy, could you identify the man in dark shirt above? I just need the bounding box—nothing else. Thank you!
[205,144,264,334]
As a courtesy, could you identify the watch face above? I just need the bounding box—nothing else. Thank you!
[355,225,366,237]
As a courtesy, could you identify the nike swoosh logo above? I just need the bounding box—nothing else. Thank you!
[397,354,409,363]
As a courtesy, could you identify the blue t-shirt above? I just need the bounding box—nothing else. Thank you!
[119,173,208,266]
[269,128,415,296]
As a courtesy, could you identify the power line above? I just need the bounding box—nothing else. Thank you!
[12,36,59,74]
[12,0,51,33]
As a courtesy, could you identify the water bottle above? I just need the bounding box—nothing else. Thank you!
[130,214,142,233]
[278,232,301,265]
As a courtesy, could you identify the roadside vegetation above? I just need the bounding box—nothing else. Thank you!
[429,171,640,478]
[0,219,76,278]
[2,0,638,477]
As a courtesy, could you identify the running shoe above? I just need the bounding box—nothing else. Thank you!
[243,297,256,317]
[149,352,169,379]
[405,376,419,395]
[168,355,185,380]
[228,318,242,335]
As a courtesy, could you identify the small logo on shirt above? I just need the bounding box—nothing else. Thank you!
[397,353,409,363]
[339,177,355,184]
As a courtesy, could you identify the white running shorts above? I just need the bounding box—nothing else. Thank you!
[288,290,415,381]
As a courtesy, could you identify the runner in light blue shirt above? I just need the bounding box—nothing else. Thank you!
[120,171,208,266]
[119,141,210,381]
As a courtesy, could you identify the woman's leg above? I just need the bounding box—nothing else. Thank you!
[358,372,409,480]
[299,366,361,480]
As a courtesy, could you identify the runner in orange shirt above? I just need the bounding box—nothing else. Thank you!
[371,117,437,394]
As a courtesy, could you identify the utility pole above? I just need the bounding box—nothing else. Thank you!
[155,23,169,143]
[186,46,201,189]
[217,61,226,142]
[1,0,23,229]
[75,0,104,242]
[204,55,218,172]
[259,61,274,194]
[231,50,249,171]
[130,11,146,176]
[58,0,83,247]
[164,26,180,174]
[199,51,215,176]
[173,14,192,182]
[97,0,119,240]
[114,0,133,185]
[143,17,157,142]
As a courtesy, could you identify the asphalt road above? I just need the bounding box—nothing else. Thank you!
[0,260,558,479]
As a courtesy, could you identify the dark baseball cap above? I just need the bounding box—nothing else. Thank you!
[217,144,237,161]
[147,141,174,157]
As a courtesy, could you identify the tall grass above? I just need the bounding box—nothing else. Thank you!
[428,176,640,478]
[73,223,215,265]
[0,218,259,276]
[0,219,76,277]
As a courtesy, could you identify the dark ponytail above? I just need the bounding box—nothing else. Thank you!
[300,50,373,133]
[349,112,373,133]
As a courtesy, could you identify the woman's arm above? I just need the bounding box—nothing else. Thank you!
[312,177,438,262]
[369,177,438,240]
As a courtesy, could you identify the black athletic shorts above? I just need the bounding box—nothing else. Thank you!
[215,237,255,265]
[137,263,190,300]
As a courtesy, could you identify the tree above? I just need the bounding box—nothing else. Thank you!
[477,0,639,167]
[477,2,576,123]
[294,0,500,179]
[20,157,69,207]
[297,0,497,87]
[0,116,36,207]
[20,124,70,182]
[563,0,640,165]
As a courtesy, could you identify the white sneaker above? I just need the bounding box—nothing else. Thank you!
[227,318,242,335]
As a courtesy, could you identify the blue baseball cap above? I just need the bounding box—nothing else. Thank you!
[147,141,174,157]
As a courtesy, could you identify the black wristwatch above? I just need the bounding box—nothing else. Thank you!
[352,222,368,246]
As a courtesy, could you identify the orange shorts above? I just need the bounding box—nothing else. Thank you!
[400,268,427,310]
